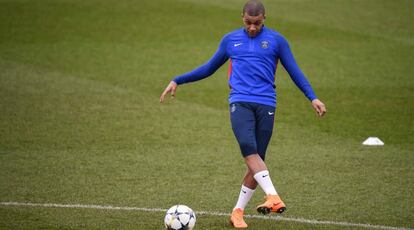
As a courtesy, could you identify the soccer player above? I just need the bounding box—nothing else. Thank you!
[160,0,326,228]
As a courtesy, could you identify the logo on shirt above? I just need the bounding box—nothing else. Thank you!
[234,43,243,47]
[261,40,269,49]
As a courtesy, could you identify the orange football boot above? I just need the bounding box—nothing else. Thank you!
[256,195,286,215]
[230,208,248,228]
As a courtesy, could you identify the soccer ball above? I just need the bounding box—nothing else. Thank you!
[164,205,196,230]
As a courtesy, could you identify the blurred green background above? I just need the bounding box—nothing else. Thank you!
[0,0,413,229]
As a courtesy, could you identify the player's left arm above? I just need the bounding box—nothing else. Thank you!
[278,36,326,117]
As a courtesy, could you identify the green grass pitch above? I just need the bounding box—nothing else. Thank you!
[0,0,413,229]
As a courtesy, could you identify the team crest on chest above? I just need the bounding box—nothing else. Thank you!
[261,40,269,49]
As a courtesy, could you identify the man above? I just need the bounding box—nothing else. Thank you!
[160,0,326,228]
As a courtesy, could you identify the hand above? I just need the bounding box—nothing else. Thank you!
[160,81,178,103]
[311,99,326,117]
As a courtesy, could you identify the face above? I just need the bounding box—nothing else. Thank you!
[242,13,265,37]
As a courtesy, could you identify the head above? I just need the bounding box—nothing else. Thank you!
[242,0,266,37]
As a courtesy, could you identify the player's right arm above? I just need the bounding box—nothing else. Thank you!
[160,36,229,103]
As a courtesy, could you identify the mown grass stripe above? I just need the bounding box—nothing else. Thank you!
[1,201,411,230]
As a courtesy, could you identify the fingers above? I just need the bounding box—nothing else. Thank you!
[312,99,326,117]
[159,87,171,103]
[159,81,177,103]
[314,105,321,116]
[159,89,168,103]
[318,104,327,116]
[316,104,326,116]
[171,85,176,98]
[316,107,323,116]
[159,86,169,103]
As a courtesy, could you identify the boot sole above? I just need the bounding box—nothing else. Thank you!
[257,206,286,215]
[229,220,248,229]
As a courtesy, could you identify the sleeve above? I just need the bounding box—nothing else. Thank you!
[172,36,229,85]
[278,35,317,101]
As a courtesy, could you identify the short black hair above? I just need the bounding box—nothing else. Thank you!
[243,0,265,16]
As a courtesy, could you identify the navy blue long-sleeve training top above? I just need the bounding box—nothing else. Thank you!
[173,26,317,107]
